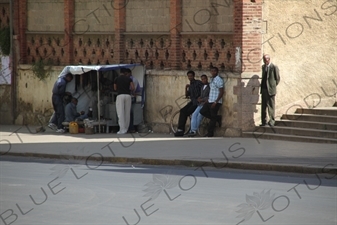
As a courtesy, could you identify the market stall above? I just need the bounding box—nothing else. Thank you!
[57,64,146,133]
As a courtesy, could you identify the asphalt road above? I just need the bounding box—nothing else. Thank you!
[0,156,336,225]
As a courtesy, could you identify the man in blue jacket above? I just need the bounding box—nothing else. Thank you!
[49,73,73,133]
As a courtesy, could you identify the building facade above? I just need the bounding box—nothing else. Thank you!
[1,0,336,135]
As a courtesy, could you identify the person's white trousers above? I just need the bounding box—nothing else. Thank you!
[116,94,131,133]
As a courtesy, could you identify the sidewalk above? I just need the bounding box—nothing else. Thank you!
[0,125,336,174]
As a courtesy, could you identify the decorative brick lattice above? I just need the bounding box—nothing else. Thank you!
[73,35,114,65]
[0,4,9,28]
[181,35,235,71]
[125,35,171,69]
[26,34,65,65]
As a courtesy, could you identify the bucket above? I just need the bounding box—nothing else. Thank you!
[69,122,78,134]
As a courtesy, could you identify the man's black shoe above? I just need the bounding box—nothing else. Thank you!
[174,131,184,137]
[216,115,222,127]
[259,124,266,127]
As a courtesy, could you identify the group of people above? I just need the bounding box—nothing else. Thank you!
[48,54,279,135]
[48,73,91,133]
[174,54,280,137]
[174,67,224,137]
[48,68,141,134]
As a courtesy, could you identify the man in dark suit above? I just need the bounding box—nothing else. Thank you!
[260,54,280,127]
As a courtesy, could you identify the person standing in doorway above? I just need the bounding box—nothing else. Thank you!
[260,54,280,127]
[49,73,73,133]
[200,67,223,137]
[114,69,135,134]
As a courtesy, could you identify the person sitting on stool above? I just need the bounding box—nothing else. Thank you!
[64,98,88,122]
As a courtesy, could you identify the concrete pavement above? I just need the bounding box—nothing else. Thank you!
[0,125,336,174]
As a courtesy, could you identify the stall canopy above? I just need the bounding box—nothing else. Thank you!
[57,64,145,129]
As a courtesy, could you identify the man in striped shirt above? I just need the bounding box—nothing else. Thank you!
[174,70,203,137]
[200,67,224,137]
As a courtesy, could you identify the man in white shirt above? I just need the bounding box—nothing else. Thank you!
[200,67,224,137]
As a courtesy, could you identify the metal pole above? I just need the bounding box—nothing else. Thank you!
[97,70,101,133]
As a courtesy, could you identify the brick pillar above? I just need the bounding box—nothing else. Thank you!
[17,0,27,64]
[114,0,126,64]
[233,0,263,134]
[169,0,182,70]
[233,0,262,73]
[64,0,74,65]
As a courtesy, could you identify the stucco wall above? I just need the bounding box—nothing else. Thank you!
[126,0,170,32]
[27,0,64,32]
[145,70,242,136]
[74,0,115,32]
[16,65,64,125]
[257,0,337,123]
[182,0,233,32]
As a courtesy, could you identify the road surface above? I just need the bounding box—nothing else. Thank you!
[0,156,336,225]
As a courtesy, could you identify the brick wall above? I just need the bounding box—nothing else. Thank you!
[64,0,74,64]
[20,0,244,71]
[15,0,266,71]
[114,0,126,64]
[18,0,27,63]
[232,0,263,132]
[233,0,262,73]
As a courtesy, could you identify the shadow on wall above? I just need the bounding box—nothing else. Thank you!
[241,74,260,131]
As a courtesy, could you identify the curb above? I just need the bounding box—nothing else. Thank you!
[1,152,336,174]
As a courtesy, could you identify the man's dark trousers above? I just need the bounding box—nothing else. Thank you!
[178,102,197,132]
[200,102,221,135]
[51,94,65,129]
[261,88,275,125]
